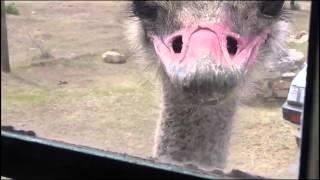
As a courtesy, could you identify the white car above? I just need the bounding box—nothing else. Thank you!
[282,63,307,125]
[282,63,307,146]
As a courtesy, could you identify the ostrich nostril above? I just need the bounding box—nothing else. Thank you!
[172,35,183,53]
[226,36,238,56]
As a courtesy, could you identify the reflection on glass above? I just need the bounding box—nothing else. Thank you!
[1,1,311,179]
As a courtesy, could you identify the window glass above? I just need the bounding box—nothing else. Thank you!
[1,1,311,178]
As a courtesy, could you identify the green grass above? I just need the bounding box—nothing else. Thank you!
[60,55,99,70]
[2,74,157,111]
[89,81,156,101]
[3,89,49,110]
[5,3,19,15]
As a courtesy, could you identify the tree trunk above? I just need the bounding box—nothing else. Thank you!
[290,0,300,10]
[1,1,10,73]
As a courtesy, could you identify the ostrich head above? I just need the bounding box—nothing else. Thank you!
[127,1,289,105]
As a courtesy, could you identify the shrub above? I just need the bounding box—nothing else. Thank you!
[5,3,19,15]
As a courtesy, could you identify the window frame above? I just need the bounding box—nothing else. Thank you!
[1,1,318,179]
[298,1,319,179]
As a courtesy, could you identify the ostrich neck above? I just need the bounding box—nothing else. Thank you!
[154,76,238,169]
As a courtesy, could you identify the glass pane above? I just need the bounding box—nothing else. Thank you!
[2,1,311,179]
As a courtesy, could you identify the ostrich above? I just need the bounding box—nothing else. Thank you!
[125,1,290,170]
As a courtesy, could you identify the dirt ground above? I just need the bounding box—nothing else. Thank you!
[2,1,311,179]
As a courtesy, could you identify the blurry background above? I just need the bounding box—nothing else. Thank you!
[1,1,311,178]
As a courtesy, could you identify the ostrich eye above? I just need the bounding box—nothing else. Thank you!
[132,1,159,21]
[259,1,284,18]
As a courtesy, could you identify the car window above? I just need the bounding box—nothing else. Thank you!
[1,1,312,179]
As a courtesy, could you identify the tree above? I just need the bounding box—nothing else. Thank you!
[290,0,300,10]
[1,1,11,73]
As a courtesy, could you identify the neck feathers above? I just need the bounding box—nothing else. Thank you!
[153,77,238,169]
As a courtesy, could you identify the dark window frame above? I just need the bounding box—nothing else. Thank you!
[1,1,318,179]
